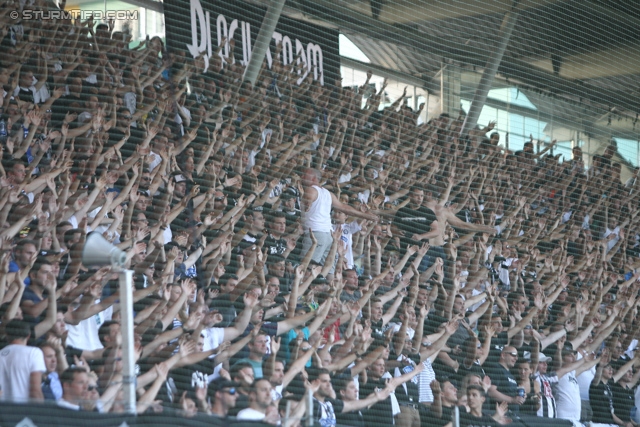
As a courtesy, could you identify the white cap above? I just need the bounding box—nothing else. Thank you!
[539,353,552,362]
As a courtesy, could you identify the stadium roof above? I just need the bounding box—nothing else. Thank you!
[105,0,640,138]
[261,0,640,138]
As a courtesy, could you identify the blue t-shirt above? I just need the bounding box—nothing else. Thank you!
[283,327,311,367]
[9,260,31,285]
[21,286,44,321]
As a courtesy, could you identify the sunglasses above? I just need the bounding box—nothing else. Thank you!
[88,385,98,392]
[504,352,518,357]
[224,388,236,395]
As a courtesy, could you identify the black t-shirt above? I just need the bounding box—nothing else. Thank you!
[485,332,509,366]
[359,377,393,427]
[485,363,519,414]
[456,361,486,384]
[392,205,437,249]
[336,409,364,427]
[611,381,635,422]
[264,234,287,257]
[370,319,393,348]
[459,411,499,427]
[394,378,420,405]
[589,380,616,424]
[64,345,84,368]
[430,404,456,427]
[16,87,34,104]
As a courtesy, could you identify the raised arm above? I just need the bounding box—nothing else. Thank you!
[331,192,379,222]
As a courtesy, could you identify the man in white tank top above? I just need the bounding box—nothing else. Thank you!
[300,168,378,275]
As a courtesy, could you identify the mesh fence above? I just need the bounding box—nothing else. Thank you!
[0,0,639,426]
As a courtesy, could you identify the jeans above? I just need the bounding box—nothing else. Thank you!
[301,231,335,273]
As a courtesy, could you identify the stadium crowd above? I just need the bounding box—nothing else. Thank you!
[2,4,640,427]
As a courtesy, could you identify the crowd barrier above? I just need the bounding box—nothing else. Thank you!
[0,402,271,427]
[0,402,575,427]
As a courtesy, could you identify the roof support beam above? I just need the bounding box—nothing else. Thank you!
[243,0,286,85]
[460,0,521,136]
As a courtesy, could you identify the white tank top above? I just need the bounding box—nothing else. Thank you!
[303,185,333,233]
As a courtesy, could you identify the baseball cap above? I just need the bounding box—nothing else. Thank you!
[208,378,240,394]
[173,174,188,183]
[562,344,576,355]
[539,353,552,362]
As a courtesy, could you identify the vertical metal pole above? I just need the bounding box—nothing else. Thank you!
[119,269,136,414]
[459,0,521,136]
[243,0,286,86]
[284,399,292,426]
[306,387,313,427]
[426,92,430,121]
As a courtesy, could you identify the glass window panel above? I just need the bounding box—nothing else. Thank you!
[487,87,537,110]
[616,138,639,167]
[508,133,525,152]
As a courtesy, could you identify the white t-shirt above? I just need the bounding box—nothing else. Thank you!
[65,304,113,351]
[498,258,515,288]
[603,227,620,253]
[555,369,581,421]
[334,221,362,269]
[148,150,163,172]
[78,111,93,124]
[338,172,352,184]
[57,399,81,410]
[202,327,225,381]
[236,407,266,421]
[0,344,46,402]
[576,352,594,401]
[123,92,137,115]
[418,359,435,403]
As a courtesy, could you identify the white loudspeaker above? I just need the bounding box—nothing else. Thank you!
[82,232,127,268]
